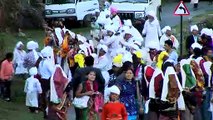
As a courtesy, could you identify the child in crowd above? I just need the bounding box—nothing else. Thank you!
[102,85,127,120]
[24,67,42,113]
[0,52,14,101]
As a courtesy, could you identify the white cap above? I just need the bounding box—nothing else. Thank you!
[190,25,199,32]
[94,9,100,13]
[29,67,38,76]
[200,28,209,36]
[162,26,171,33]
[16,41,24,48]
[100,44,108,53]
[133,40,142,46]
[147,10,156,19]
[191,42,202,49]
[41,47,51,58]
[27,41,37,50]
[109,85,120,95]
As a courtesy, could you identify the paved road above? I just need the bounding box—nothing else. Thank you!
[67,2,213,120]
[161,1,213,27]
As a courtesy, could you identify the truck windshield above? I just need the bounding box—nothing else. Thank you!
[45,0,75,4]
[112,0,148,3]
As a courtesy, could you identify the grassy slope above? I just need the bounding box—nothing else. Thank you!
[0,27,90,120]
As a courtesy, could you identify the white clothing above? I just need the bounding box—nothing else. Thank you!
[142,19,162,50]
[24,76,42,107]
[55,27,64,45]
[160,34,179,50]
[100,35,122,57]
[38,58,55,79]
[94,55,110,86]
[191,0,199,4]
[13,49,28,74]
[111,15,122,31]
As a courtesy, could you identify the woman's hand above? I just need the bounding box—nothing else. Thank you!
[85,91,95,96]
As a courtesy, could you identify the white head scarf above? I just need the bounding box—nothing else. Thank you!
[162,26,171,34]
[190,25,199,32]
[147,10,157,19]
[109,85,120,95]
[29,67,38,76]
[191,42,203,50]
[41,47,51,58]
[16,41,24,49]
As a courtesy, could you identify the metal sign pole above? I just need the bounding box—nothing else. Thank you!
[180,15,183,56]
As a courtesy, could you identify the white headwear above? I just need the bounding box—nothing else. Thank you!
[16,41,24,49]
[124,19,133,27]
[133,40,142,46]
[27,41,37,50]
[109,85,120,95]
[203,28,213,36]
[191,42,202,49]
[162,26,171,34]
[147,10,156,19]
[94,9,100,13]
[100,44,108,53]
[41,47,51,58]
[77,34,87,43]
[29,67,38,76]
[190,25,199,32]
[200,28,209,36]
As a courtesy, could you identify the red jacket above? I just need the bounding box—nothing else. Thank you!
[102,101,127,120]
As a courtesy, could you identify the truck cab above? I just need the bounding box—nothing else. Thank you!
[44,0,99,22]
[111,0,161,31]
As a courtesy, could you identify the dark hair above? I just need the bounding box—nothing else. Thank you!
[165,40,173,48]
[6,52,13,59]
[86,70,96,75]
[84,56,94,66]
[122,61,133,72]
[193,48,203,58]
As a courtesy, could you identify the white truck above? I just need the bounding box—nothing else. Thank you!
[111,0,161,31]
[44,0,99,23]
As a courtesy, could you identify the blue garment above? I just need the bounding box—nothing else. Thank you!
[128,115,137,120]
[168,50,178,65]
[117,79,137,116]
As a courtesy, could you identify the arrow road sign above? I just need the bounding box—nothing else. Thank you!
[174,1,190,16]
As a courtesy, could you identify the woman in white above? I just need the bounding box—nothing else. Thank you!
[110,6,122,31]
[142,11,162,50]
[94,45,111,87]
[13,41,28,75]
[160,26,179,50]
[24,67,42,113]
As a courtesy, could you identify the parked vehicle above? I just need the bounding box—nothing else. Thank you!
[111,0,161,32]
[44,0,99,24]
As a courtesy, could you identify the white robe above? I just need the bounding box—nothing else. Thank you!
[111,15,122,31]
[100,35,122,58]
[13,49,28,74]
[94,54,111,86]
[160,34,179,50]
[24,76,42,107]
[142,19,162,50]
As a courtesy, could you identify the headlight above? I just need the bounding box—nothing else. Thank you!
[45,9,52,15]
[66,8,75,14]
[135,12,145,19]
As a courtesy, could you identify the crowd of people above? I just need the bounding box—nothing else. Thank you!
[0,2,213,120]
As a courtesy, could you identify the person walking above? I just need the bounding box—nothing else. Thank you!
[0,53,14,101]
